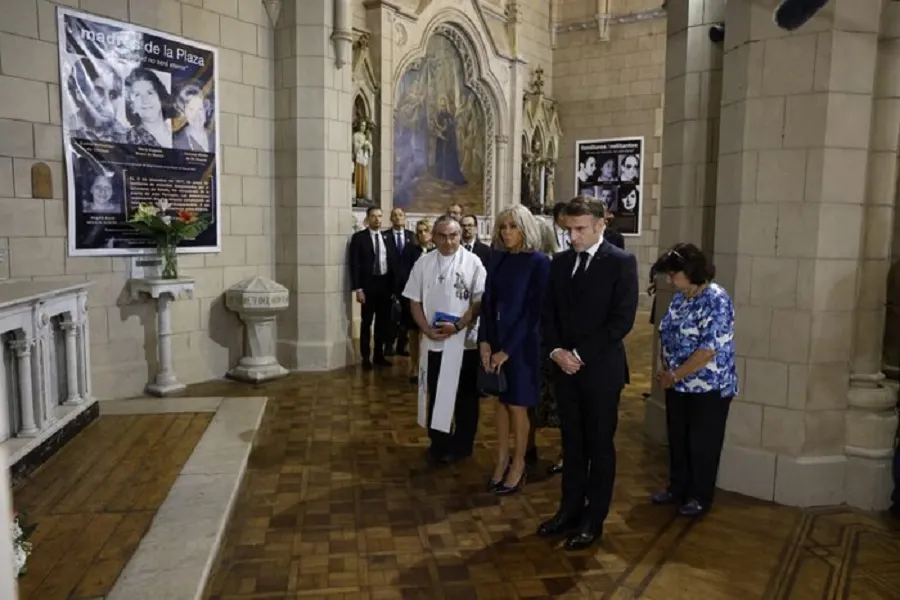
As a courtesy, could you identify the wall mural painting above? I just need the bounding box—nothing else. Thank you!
[393,32,486,215]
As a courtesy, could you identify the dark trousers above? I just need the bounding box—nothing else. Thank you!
[665,389,732,506]
[426,349,480,458]
[359,275,391,361]
[555,369,620,526]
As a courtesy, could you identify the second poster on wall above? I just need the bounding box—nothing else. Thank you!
[574,137,643,236]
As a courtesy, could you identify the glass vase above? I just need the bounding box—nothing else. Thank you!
[157,243,178,279]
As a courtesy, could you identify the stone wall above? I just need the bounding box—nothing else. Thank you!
[553,0,666,293]
[0,0,276,398]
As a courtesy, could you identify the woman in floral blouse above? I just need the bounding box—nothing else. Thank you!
[650,243,737,517]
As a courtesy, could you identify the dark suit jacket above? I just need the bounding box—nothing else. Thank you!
[604,228,625,250]
[543,242,638,391]
[466,240,492,267]
[348,228,394,292]
[385,228,414,273]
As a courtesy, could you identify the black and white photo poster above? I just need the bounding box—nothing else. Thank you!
[58,7,220,256]
[574,137,643,236]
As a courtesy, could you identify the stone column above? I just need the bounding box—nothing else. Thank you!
[713,0,884,506]
[648,0,726,442]
[60,319,81,406]
[844,1,900,510]
[10,339,37,437]
[274,0,354,370]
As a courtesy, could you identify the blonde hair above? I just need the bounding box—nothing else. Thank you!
[538,218,558,255]
[491,204,543,252]
[415,218,434,249]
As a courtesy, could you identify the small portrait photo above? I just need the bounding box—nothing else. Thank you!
[173,81,216,153]
[618,183,640,213]
[597,185,618,212]
[123,67,176,149]
[63,55,128,144]
[618,153,640,183]
[79,163,125,215]
[597,154,618,183]
[576,155,596,185]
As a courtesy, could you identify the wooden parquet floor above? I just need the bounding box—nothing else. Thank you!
[11,412,213,600]
[187,319,900,599]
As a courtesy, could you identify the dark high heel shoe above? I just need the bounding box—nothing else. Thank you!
[487,458,511,491]
[547,461,563,476]
[495,467,527,496]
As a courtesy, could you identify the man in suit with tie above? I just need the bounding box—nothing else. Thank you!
[539,195,638,550]
[349,206,393,370]
[386,208,414,357]
[551,202,570,251]
[460,214,491,267]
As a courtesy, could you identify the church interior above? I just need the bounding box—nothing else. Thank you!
[0,0,899,597]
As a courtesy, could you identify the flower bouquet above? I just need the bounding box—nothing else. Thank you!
[127,200,211,279]
[11,512,35,578]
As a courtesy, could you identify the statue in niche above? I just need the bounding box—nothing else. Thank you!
[544,161,555,208]
[353,120,373,201]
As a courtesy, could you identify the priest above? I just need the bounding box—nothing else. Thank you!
[403,215,486,465]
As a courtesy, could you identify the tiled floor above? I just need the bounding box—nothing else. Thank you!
[190,319,900,599]
[12,412,212,600]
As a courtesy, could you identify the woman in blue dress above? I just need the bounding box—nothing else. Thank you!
[479,205,551,495]
[651,243,737,517]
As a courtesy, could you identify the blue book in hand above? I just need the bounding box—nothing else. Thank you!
[432,312,460,328]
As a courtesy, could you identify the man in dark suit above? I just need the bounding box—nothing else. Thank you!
[602,206,625,250]
[349,206,394,370]
[539,195,638,550]
[385,207,414,356]
[460,214,491,267]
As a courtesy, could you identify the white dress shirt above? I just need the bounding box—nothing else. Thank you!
[370,228,388,276]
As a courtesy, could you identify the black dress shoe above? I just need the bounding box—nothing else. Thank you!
[373,357,392,367]
[564,523,602,551]
[361,359,373,371]
[547,462,563,476]
[537,511,581,537]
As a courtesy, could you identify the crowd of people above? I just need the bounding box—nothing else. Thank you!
[348,197,740,549]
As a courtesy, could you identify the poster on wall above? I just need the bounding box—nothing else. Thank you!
[58,7,220,256]
[574,137,643,236]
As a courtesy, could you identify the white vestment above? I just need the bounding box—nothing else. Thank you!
[402,248,486,433]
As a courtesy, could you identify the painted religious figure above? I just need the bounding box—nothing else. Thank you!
[393,31,486,214]
[353,120,373,201]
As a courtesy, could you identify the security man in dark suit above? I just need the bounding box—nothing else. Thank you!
[460,214,492,267]
[385,207,414,356]
[348,206,394,370]
[538,195,639,550]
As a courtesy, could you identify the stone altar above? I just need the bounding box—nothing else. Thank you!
[129,278,195,396]
[225,276,289,383]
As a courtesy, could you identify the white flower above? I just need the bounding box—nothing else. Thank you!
[161,215,172,225]
[157,199,172,213]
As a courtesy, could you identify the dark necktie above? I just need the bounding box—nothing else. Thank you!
[572,252,589,281]
[396,231,404,251]
[465,243,472,252]
[373,234,383,275]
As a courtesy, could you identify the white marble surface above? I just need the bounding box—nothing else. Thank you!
[106,396,267,600]
[0,280,91,310]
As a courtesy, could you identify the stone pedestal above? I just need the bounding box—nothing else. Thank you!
[129,278,195,396]
[225,276,290,383]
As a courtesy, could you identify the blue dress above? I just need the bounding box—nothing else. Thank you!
[478,251,551,407]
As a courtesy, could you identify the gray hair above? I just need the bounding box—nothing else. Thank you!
[432,214,460,233]
[491,204,543,252]
[538,218,558,255]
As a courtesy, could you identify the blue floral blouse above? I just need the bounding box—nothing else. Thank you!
[659,283,738,398]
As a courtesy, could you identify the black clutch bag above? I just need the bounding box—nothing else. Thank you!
[478,366,507,396]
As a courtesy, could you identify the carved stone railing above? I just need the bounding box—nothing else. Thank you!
[0,281,93,461]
